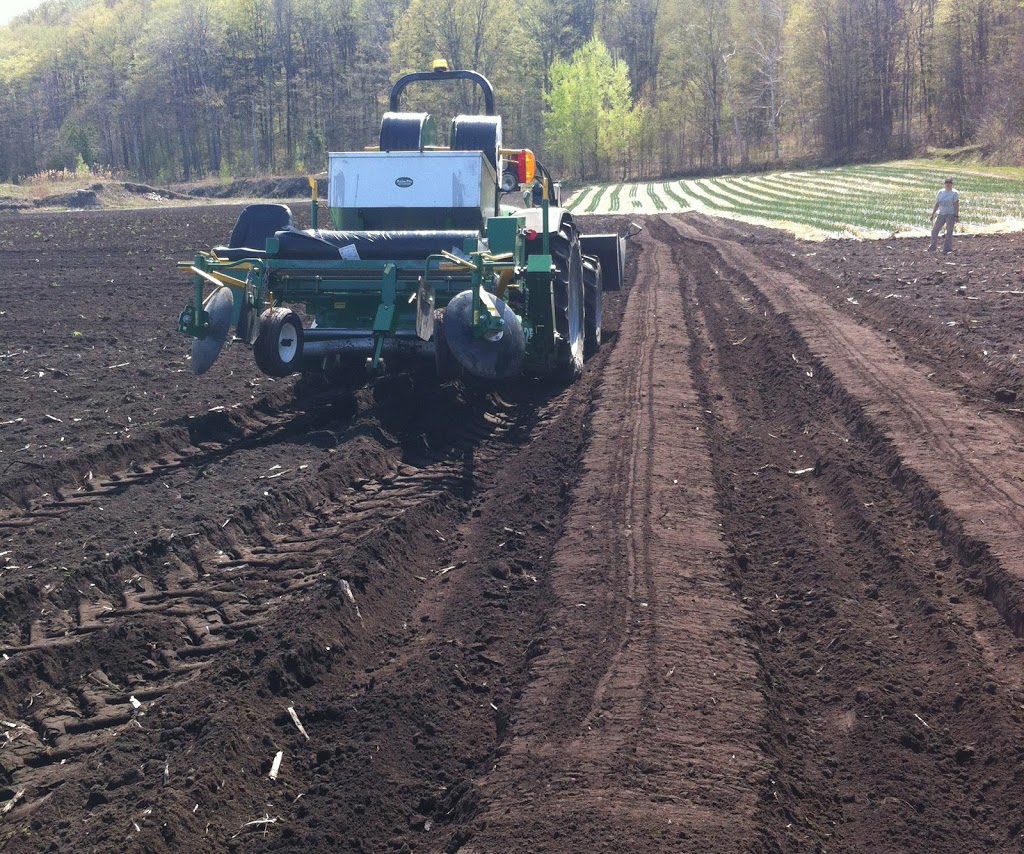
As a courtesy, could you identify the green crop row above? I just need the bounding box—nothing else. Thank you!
[565,161,1024,236]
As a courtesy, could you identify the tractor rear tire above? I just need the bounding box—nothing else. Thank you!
[254,308,304,377]
[551,228,585,383]
[583,255,602,358]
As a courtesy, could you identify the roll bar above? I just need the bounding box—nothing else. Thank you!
[389,69,496,115]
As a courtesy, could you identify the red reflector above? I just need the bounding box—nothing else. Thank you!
[525,229,537,240]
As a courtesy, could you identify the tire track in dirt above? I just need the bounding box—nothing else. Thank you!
[0,385,354,521]
[0,374,554,833]
[463,217,766,851]
[0,203,631,851]
[668,215,1024,636]
[658,214,1024,851]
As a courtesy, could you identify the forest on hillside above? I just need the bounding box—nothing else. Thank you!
[0,0,1021,186]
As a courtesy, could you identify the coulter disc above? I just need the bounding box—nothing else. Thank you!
[442,290,525,380]
[191,286,234,375]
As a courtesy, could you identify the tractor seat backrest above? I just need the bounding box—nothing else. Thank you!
[227,203,293,250]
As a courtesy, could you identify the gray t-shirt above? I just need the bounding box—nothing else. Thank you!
[935,188,958,216]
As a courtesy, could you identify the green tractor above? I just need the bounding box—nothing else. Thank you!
[178,62,630,383]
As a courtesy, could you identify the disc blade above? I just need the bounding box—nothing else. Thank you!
[441,290,525,380]
[191,286,234,375]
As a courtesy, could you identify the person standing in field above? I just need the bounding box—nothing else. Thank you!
[929,176,960,254]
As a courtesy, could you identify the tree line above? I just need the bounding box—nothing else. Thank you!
[0,0,1020,186]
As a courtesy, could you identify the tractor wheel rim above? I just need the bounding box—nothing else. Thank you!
[277,325,298,361]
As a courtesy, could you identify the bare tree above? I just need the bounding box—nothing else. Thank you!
[687,0,731,169]
[748,0,786,160]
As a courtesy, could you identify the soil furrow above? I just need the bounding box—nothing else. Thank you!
[463,216,765,852]
[666,216,1024,637]
[661,214,1024,851]
[0,362,585,835]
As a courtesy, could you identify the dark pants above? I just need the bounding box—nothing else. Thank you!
[929,214,955,254]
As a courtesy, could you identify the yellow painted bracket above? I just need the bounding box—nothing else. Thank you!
[189,265,248,290]
[477,285,501,319]
[439,250,476,270]
[495,268,513,298]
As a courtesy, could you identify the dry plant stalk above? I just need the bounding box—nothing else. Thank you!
[287,705,310,740]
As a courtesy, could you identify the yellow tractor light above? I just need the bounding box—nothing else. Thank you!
[517,149,536,184]
[499,149,536,185]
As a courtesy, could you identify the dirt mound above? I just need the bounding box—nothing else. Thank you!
[121,182,194,201]
[175,176,326,200]
[0,176,321,212]
[35,185,100,208]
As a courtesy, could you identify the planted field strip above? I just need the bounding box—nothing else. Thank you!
[646,183,667,211]
[661,182,690,210]
[584,185,607,213]
[565,161,1024,238]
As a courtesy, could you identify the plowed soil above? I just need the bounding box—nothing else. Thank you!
[3,205,1024,853]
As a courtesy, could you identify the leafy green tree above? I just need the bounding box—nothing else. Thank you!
[5,0,1024,183]
[521,0,578,88]
[544,36,637,181]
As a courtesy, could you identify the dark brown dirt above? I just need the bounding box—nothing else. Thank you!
[3,205,1024,853]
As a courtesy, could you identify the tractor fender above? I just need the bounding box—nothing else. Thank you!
[519,207,579,242]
